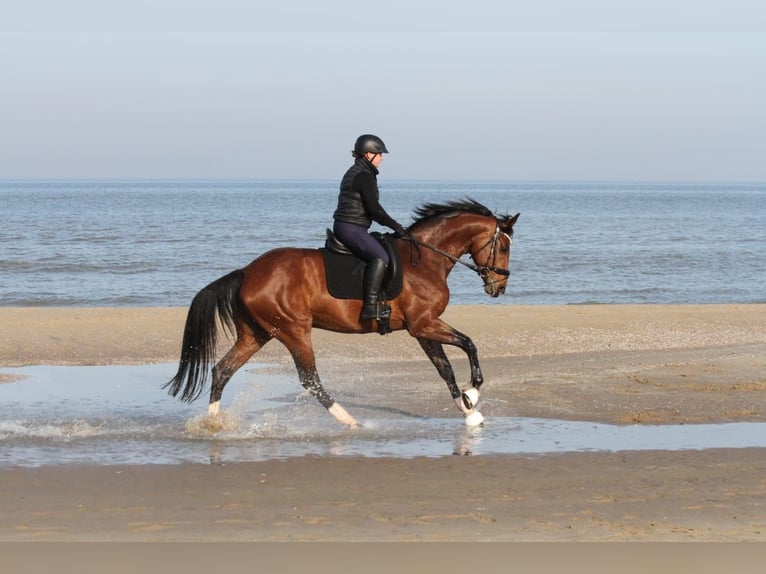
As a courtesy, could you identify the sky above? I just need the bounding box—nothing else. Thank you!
[2,1,765,182]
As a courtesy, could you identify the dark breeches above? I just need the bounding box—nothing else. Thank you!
[332,220,390,265]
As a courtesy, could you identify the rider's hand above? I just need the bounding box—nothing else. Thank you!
[394,225,409,238]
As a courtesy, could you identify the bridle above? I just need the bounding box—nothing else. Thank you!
[405,223,512,280]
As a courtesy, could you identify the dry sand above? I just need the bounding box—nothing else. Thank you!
[1,304,765,542]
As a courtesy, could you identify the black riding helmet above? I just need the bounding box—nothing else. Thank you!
[354,134,389,155]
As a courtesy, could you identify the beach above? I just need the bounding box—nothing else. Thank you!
[1,304,765,541]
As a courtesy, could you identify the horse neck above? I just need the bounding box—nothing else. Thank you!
[414,215,489,259]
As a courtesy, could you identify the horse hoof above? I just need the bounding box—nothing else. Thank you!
[464,410,484,427]
[329,402,360,429]
[461,387,480,411]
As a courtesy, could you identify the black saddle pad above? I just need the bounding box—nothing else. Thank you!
[320,233,403,301]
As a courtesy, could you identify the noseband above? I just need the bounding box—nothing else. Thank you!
[406,223,512,279]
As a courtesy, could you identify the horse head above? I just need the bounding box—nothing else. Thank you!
[410,199,520,299]
[469,211,520,297]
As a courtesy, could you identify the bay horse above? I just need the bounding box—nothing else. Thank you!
[165,198,519,428]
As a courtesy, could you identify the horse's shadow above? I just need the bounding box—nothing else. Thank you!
[264,390,429,421]
[341,400,431,421]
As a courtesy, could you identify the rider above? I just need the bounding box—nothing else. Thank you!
[332,134,407,321]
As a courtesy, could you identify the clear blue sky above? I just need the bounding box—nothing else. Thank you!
[2,1,764,182]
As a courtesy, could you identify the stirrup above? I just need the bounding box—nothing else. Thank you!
[360,302,378,320]
[375,302,392,335]
[376,315,392,335]
[377,301,391,319]
[361,301,391,321]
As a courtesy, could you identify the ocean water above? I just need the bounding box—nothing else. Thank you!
[2,180,764,306]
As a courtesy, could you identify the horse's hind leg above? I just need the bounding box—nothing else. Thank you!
[280,329,360,428]
[209,321,272,416]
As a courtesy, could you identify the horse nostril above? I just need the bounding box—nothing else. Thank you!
[498,286,506,295]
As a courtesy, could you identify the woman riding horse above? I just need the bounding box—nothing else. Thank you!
[332,134,408,321]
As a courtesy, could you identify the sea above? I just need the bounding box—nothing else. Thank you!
[1,179,765,306]
[1,180,765,468]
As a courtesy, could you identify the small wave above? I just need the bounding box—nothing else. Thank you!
[0,420,103,441]
[0,260,37,271]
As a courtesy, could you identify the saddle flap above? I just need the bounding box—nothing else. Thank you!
[320,233,403,301]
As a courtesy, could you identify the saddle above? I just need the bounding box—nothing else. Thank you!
[319,229,403,301]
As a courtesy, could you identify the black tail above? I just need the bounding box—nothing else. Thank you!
[164,269,244,402]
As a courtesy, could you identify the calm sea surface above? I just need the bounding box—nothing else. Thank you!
[2,180,764,306]
[3,363,766,468]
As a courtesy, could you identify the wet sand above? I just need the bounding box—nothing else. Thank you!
[1,304,765,541]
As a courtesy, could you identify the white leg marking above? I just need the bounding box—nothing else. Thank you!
[462,387,480,410]
[455,388,484,426]
[455,387,481,415]
[328,402,360,429]
[208,401,221,416]
[464,410,485,427]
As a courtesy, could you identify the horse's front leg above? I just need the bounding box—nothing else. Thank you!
[417,337,485,427]
[412,318,484,387]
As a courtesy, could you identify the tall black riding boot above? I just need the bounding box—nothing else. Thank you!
[361,258,390,320]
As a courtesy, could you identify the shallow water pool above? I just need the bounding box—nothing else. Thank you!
[1,363,765,468]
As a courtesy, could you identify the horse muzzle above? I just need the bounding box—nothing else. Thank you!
[484,283,506,297]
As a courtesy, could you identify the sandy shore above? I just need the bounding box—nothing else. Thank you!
[1,304,765,541]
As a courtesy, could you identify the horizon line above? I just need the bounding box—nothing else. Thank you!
[2,177,765,186]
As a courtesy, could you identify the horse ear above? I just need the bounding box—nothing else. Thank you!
[501,212,520,231]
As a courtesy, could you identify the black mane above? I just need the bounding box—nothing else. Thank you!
[411,198,493,226]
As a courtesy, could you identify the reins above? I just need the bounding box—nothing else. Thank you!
[404,224,511,278]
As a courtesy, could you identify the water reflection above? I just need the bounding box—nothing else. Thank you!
[453,426,486,456]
